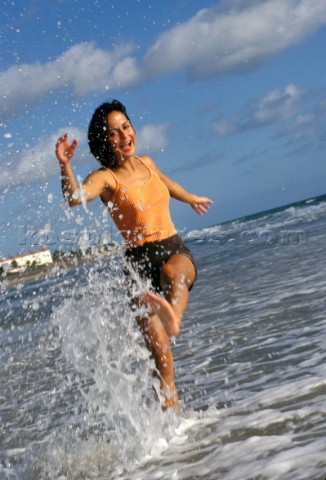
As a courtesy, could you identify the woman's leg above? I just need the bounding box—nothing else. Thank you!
[141,254,195,336]
[131,251,196,410]
[139,254,194,410]
[140,290,180,336]
[160,253,196,328]
[137,314,178,410]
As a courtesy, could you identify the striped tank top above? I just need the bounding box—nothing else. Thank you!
[108,157,177,248]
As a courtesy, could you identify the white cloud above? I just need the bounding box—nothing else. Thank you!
[0,128,85,190]
[137,123,170,153]
[212,119,237,136]
[253,84,302,124]
[143,0,326,80]
[213,83,326,149]
[110,56,141,88]
[1,0,326,122]
[213,84,303,135]
[0,42,141,121]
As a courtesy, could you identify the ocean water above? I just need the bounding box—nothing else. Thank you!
[1,195,326,479]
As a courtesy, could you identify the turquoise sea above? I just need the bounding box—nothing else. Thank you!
[1,194,326,479]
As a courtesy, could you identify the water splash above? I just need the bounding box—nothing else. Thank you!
[33,252,177,478]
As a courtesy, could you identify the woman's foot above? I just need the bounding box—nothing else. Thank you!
[141,290,180,336]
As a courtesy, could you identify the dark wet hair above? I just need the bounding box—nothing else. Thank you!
[88,99,133,169]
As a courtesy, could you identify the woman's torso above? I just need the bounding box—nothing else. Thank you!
[99,156,176,248]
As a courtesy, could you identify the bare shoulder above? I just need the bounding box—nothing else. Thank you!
[138,155,160,172]
[138,155,173,185]
[84,168,116,192]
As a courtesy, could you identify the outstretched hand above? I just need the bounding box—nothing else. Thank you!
[55,134,78,164]
[190,195,213,216]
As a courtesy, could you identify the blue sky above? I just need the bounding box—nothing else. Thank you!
[1,0,326,257]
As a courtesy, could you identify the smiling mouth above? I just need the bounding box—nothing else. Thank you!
[120,141,133,150]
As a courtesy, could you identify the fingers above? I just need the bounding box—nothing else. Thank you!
[200,197,213,207]
[193,205,206,216]
[198,204,209,214]
[195,205,208,216]
[56,133,78,147]
[192,197,213,216]
[55,134,78,162]
[56,133,68,146]
[55,134,68,154]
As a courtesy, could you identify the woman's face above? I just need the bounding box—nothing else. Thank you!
[106,110,136,162]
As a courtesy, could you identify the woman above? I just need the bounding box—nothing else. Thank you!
[55,100,213,410]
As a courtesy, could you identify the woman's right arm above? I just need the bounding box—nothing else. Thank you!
[55,134,107,206]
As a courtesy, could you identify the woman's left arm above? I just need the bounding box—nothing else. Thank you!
[143,156,213,216]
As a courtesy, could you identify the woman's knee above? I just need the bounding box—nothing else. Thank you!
[160,257,195,289]
[160,262,176,282]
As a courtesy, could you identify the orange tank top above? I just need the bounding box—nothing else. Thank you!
[107,157,177,248]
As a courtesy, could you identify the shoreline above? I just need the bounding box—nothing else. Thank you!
[0,257,98,289]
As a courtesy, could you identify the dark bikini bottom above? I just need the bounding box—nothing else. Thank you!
[124,234,197,293]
